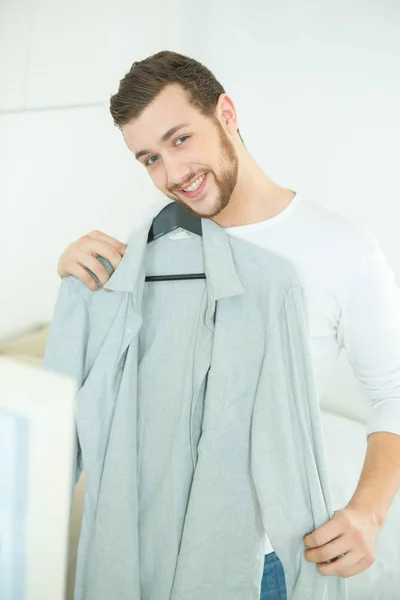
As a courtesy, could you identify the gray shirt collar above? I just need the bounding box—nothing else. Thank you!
[106,205,244,304]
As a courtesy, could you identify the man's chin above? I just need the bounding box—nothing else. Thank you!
[184,204,223,220]
[177,197,227,220]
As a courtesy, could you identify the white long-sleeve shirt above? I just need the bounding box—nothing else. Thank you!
[225,191,400,555]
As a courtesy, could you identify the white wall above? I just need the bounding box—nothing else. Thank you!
[1,0,187,339]
[1,0,400,423]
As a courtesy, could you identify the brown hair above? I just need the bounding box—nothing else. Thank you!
[109,50,243,142]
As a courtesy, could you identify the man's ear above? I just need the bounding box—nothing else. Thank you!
[215,93,238,135]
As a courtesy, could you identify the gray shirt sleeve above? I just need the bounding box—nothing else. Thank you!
[43,277,90,483]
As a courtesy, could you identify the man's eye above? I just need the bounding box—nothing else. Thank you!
[176,136,189,146]
[146,155,158,167]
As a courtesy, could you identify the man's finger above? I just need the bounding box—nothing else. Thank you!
[67,264,99,291]
[317,550,362,578]
[77,238,124,271]
[86,230,127,255]
[304,514,344,548]
[305,535,348,564]
[76,252,111,286]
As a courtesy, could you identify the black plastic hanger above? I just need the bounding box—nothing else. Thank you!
[146,202,205,282]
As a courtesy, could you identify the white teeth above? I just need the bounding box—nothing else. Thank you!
[183,174,205,192]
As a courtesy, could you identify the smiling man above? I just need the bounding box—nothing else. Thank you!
[54,51,400,600]
[125,86,240,221]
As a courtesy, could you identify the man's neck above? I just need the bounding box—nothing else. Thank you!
[212,153,296,228]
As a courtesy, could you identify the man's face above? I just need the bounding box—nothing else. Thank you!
[122,84,239,218]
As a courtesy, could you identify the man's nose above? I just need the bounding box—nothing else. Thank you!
[164,156,191,191]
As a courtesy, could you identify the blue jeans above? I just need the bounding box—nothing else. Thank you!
[260,552,287,600]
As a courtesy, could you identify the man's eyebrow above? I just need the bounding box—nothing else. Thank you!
[135,123,189,160]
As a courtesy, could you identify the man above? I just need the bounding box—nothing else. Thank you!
[56,51,400,599]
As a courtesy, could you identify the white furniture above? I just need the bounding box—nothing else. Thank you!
[0,357,76,600]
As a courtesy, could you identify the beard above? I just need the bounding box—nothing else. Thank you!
[166,122,239,219]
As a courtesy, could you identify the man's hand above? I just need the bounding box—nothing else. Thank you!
[303,505,382,578]
[57,230,127,291]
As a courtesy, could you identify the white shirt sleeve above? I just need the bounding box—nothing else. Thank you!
[339,244,400,436]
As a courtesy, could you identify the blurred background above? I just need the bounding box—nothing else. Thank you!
[1,1,399,598]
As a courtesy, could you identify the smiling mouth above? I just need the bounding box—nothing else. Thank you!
[178,173,207,199]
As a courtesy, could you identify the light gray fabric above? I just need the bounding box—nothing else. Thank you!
[44,210,348,600]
